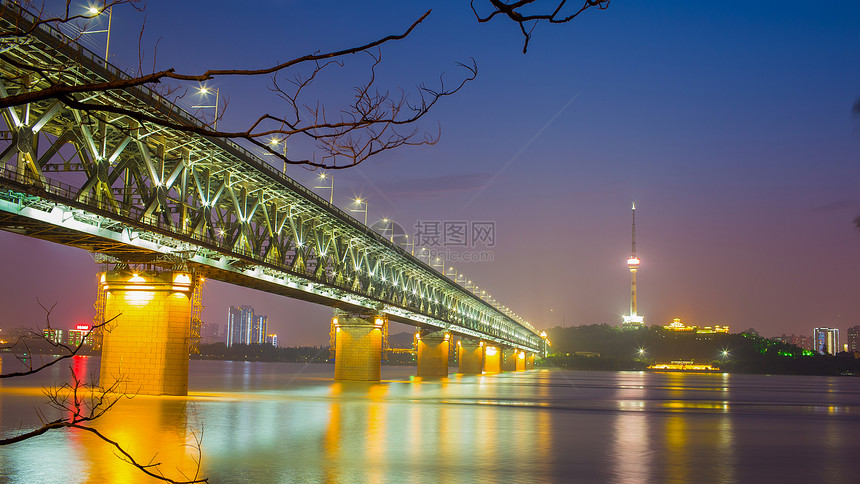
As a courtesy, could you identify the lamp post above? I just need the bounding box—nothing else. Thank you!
[351,198,367,225]
[268,138,288,173]
[314,173,334,203]
[193,86,219,129]
[85,5,112,60]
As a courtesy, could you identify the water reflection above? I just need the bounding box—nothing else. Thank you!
[83,397,198,483]
[4,359,860,482]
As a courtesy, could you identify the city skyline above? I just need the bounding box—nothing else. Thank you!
[0,1,858,345]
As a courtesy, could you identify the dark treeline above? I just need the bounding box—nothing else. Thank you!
[543,324,860,376]
[193,343,330,363]
[0,334,99,356]
[193,343,418,365]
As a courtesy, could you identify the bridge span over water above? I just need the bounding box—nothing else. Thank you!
[0,4,546,394]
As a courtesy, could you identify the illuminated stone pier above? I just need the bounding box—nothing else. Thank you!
[484,345,501,373]
[501,348,518,372]
[99,270,194,396]
[333,312,385,381]
[526,352,535,370]
[458,339,484,374]
[515,350,526,371]
[416,330,450,378]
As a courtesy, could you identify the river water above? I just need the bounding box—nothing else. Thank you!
[1,355,860,483]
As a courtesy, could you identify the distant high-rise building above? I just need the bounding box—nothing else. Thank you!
[67,324,94,346]
[813,327,839,355]
[42,328,64,344]
[621,203,645,330]
[226,306,269,347]
[251,315,267,345]
[773,334,813,351]
[266,333,278,347]
[202,322,221,345]
[847,325,860,353]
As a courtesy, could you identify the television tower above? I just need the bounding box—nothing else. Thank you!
[622,203,644,329]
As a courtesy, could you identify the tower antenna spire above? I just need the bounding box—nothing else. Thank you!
[631,202,636,257]
[622,202,644,330]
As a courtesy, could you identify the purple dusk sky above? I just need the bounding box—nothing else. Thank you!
[1,1,859,345]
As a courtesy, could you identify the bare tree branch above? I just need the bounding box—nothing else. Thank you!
[471,0,610,53]
[0,366,207,483]
[0,3,475,169]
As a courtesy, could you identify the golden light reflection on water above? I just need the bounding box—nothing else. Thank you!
[82,396,200,483]
[613,371,650,483]
[10,363,859,482]
[315,373,551,482]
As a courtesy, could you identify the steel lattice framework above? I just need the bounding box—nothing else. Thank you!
[0,3,542,353]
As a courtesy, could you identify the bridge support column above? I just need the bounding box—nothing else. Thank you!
[515,350,526,371]
[526,352,535,370]
[416,330,450,377]
[484,345,501,373]
[99,270,194,396]
[333,312,385,381]
[501,348,518,371]
[458,339,483,374]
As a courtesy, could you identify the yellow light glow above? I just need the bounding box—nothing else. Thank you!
[173,273,192,285]
[100,274,106,284]
[332,317,338,326]
[485,346,498,356]
[128,274,146,283]
[87,6,100,15]
[540,331,547,338]
[123,290,155,305]
[374,318,383,327]
[627,257,640,265]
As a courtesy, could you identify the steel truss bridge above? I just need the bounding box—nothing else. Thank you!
[0,3,542,354]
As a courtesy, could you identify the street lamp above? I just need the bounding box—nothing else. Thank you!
[351,198,367,225]
[268,138,288,173]
[85,5,112,60]
[314,172,334,203]
[193,86,220,129]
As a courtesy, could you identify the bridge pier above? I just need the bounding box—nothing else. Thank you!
[333,312,385,381]
[99,270,194,396]
[515,350,526,371]
[483,345,501,373]
[458,339,484,374]
[526,352,535,370]
[501,348,518,372]
[416,330,450,378]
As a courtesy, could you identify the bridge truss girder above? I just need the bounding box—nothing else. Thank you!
[0,4,541,353]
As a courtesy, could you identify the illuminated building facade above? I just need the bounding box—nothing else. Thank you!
[226,306,268,347]
[266,333,278,347]
[621,203,645,330]
[67,324,94,346]
[813,327,839,355]
[42,328,63,344]
[848,325,860,353]
[662,318,729,334]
